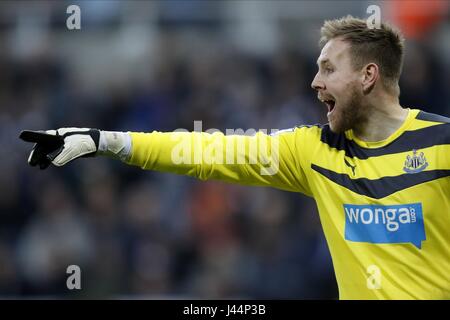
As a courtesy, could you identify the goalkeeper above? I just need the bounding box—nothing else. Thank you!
[20,16,450,300]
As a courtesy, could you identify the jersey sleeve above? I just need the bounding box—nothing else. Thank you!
[125,128,313,196]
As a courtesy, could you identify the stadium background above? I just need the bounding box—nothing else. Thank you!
[0,0,449,299]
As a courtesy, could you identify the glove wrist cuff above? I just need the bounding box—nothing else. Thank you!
[98,131,132,161]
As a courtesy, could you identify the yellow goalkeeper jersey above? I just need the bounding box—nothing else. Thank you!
[125,108,450,299]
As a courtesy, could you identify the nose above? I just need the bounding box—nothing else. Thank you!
[311,72,325,91]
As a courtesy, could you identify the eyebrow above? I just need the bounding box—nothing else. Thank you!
[317,58,332,67]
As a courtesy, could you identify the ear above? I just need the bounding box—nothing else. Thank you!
[361,63,379,94]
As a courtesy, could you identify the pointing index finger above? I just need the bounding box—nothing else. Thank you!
[19,130,63,145]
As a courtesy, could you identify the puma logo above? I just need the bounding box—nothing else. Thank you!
[344,158,356,176]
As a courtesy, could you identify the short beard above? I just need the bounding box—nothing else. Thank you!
[330,85,367,133]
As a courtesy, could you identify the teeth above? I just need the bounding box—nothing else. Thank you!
[318,96,335,104]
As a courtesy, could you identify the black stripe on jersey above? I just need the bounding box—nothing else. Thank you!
[311,164,450,199]
[416,111,450,123]
[320,123,450,160]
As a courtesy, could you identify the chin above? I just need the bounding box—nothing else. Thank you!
[329,124,343,133]
[329,118,350,133]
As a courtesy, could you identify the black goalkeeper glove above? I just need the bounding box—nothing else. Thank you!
[20,128,100,169]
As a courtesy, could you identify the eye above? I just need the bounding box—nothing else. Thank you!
[319,66,334,75]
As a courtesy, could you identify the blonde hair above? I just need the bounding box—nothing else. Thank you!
[320,15,405,94]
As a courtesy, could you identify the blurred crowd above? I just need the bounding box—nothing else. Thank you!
[0,0,449,299]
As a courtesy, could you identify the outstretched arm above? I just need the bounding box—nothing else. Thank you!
[20,127,311,194]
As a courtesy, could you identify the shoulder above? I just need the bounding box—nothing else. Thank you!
[270,124,325,146]
[413,110,450,141]
[415,110,450,124]
[270,123,324,136]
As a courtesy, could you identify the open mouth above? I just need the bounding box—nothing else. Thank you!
[324,99,336,114]
[318,95,336,115]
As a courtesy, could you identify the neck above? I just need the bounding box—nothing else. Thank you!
[352,95,408,142]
